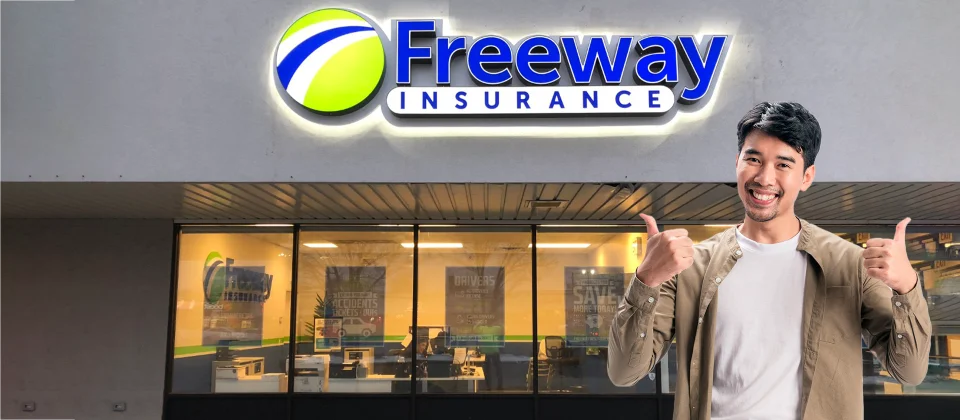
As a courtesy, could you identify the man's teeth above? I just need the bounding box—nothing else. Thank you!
[752,191,776,201]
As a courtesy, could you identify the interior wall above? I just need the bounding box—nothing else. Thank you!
[295,244,414,341]
[537,232,649,337]
[289,230,650,342]
[174,232,293,350]
[0,219,173,420]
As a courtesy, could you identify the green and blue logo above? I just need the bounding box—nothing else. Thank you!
[202,252,275,307]
[273,8,730,118]
[275,8,386,115]
[203,252,227,305]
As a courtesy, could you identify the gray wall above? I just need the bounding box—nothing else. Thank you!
[1,219,173,420]
[2,0,957,184]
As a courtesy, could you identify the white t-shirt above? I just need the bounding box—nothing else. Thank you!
[711,228,807,420]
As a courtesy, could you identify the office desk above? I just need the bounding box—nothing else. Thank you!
[215,373,287,393]
[212,357,271,393]
[328,368,485,393]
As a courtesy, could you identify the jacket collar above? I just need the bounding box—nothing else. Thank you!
[718,217,824,267]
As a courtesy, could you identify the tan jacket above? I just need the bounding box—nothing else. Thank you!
[607,219,932,420]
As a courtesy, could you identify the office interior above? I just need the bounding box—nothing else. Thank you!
[171,223,960,396]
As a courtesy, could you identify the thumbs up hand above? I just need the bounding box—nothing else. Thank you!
[863,218,918,294]
[635,214,694,288]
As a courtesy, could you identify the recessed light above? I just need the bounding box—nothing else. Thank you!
[304,243,338,248]
[401,243,463,248]
[529,243,591,248]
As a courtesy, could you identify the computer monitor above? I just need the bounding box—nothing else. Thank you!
[215,340,237,361]
[410,325,448,340]
[341,347,373,369]
[408,325,449,354]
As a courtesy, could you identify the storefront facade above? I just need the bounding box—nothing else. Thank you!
[2,1,959,420]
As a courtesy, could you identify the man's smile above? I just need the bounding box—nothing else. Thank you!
[747,188,781,206]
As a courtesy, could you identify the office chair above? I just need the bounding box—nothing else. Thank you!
[541,336,566,391]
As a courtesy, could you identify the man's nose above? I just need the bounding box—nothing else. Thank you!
[754,164,776,186]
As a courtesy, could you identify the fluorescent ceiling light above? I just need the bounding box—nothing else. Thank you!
[401,243,463,248]
[541,224,619,227]
[304,243,338,248]
[254,224,293,227]
[529,243,591,248]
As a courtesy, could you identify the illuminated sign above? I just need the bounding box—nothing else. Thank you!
[275,8,730,118]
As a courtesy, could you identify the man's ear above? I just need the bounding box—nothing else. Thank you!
[800,164,816,192]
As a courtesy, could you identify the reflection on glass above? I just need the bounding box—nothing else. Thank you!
[167,223,960,398]
[171,229,292,393]
[662,341,677,394]
[536,229,657,393]
[294,227,413,393]
[417,227,533,393]
[656,225,960,396]
[660,225,730,394]
[832,228,960,395]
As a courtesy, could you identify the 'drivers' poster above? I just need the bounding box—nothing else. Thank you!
[324,266,386,347]
[564,266,625,347]
[445,266,505,347]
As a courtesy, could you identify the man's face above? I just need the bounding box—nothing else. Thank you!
[736,130,815,223]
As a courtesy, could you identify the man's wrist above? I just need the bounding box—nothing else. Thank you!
[635,268,665,288]
[894,272,920,295]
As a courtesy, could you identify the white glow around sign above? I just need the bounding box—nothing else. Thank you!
[271,7,737,137]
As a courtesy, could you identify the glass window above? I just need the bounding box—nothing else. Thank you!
[535,227,660,393]
[657,224,960,396]
[829,226,960,395]
[171,227,293,393]
[416,226,533,393]
[293,226,413,393]
[660,224,737,394]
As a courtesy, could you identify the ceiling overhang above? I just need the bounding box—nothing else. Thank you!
[2,182,958,225]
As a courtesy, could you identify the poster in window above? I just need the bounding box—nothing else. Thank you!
[564,266,626,347]
[201,252,273,346]
[445,266,505,347]
[324,266,386,347]
[313,317,343,352]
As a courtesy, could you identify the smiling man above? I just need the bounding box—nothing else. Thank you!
[607,102,932,420]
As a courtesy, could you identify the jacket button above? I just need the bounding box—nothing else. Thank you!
[897,334,903,339]
[715,277,722,284]
[735,249,742,256]
[895,301,902,307]
[640,332,646,338]
[648,297,655,303]
[698,317,703,324]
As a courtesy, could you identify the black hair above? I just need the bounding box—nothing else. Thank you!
[736,102,821,170]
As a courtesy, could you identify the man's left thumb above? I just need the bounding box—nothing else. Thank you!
[894,217,911,244]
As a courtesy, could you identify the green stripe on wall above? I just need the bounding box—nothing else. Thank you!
[292,335,408,343]
[174,337,290,356]
[175,335,559,357]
